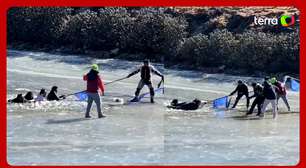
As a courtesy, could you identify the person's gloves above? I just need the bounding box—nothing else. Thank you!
[158,76,164,88]
[59,95,66,99]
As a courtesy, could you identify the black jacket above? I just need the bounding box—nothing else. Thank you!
[250,84,264,99]
[47,91,60,101]
[230,83,249,96]
[8,94,27,103]
[263,82,276,100]
[169,101,201,110]
[176,102,200,110]
[128,65,163,81]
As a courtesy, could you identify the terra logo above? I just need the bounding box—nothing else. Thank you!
[280,15,295,27]
[254,15,295,27]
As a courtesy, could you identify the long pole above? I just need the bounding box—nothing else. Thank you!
[104,77,128,85]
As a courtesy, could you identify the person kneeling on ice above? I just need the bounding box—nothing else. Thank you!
[270,77,291,111]
[246,83,265,116]
[229,80,249,109]
[83,64,106,118]
[126,59,164,103]
[261,81,278,119]
[47,86,66,101]
[35,88,47,102]
[167,99,205,110]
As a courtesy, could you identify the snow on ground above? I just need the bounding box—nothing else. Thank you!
[7,50,299,165]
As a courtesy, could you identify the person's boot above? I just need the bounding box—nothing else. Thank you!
[149,88,155,103]
[135,88,141,97]
[85,115,91,118]
[246,111,253,115]
[256,113,264,118]
[131,88,141,102]
[130,96,139,102]
[150,97,155,103]
[98,113,106,118]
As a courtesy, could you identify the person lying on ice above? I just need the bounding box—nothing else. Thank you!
[126,59,164,103]
[167,99,205,110]
[47,86,66,101]
[229,80,249,109]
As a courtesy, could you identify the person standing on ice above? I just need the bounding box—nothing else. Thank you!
[261,81,277,119]
[270,77,291,111]
[83,64,106,118]
[126,59,164,103]
[229,80,249,109]
[246,83,265,116]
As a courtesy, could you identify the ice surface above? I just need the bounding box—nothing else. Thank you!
[7,50,299,165]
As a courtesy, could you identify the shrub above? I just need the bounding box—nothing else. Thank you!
[7,7,300,74]
[208,29,238,66]
[176,29,299,73]
[124,13,187,60]
[176,34,210,67]
[7,7,72,45]
[176,30,238,67]
[61,10,100,50]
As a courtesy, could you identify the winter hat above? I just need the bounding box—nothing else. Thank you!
[92,64,99,72]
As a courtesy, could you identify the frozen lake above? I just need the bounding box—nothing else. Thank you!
[7,50,300,165]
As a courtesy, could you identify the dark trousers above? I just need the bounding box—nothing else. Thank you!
[248,96,265,115]
[232,93,249,109]
[135,79,154,98]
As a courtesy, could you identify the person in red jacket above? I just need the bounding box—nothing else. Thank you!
[83,64,105,118]
[270,77,291,111]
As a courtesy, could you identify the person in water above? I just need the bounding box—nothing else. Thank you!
[229,80,249,109]
[47,86,65,101]
[24,91,34,101]
[8,94,27,103]
[83,64,105,118]
[168,99,205,110]
[35,88,47,102]
[127,59,164,103]
[8,91,34,103]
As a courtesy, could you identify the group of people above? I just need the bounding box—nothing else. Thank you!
[82,60,164,118]
[229,77,291,119]
[8,59,294,120]
[8,86,66,103]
